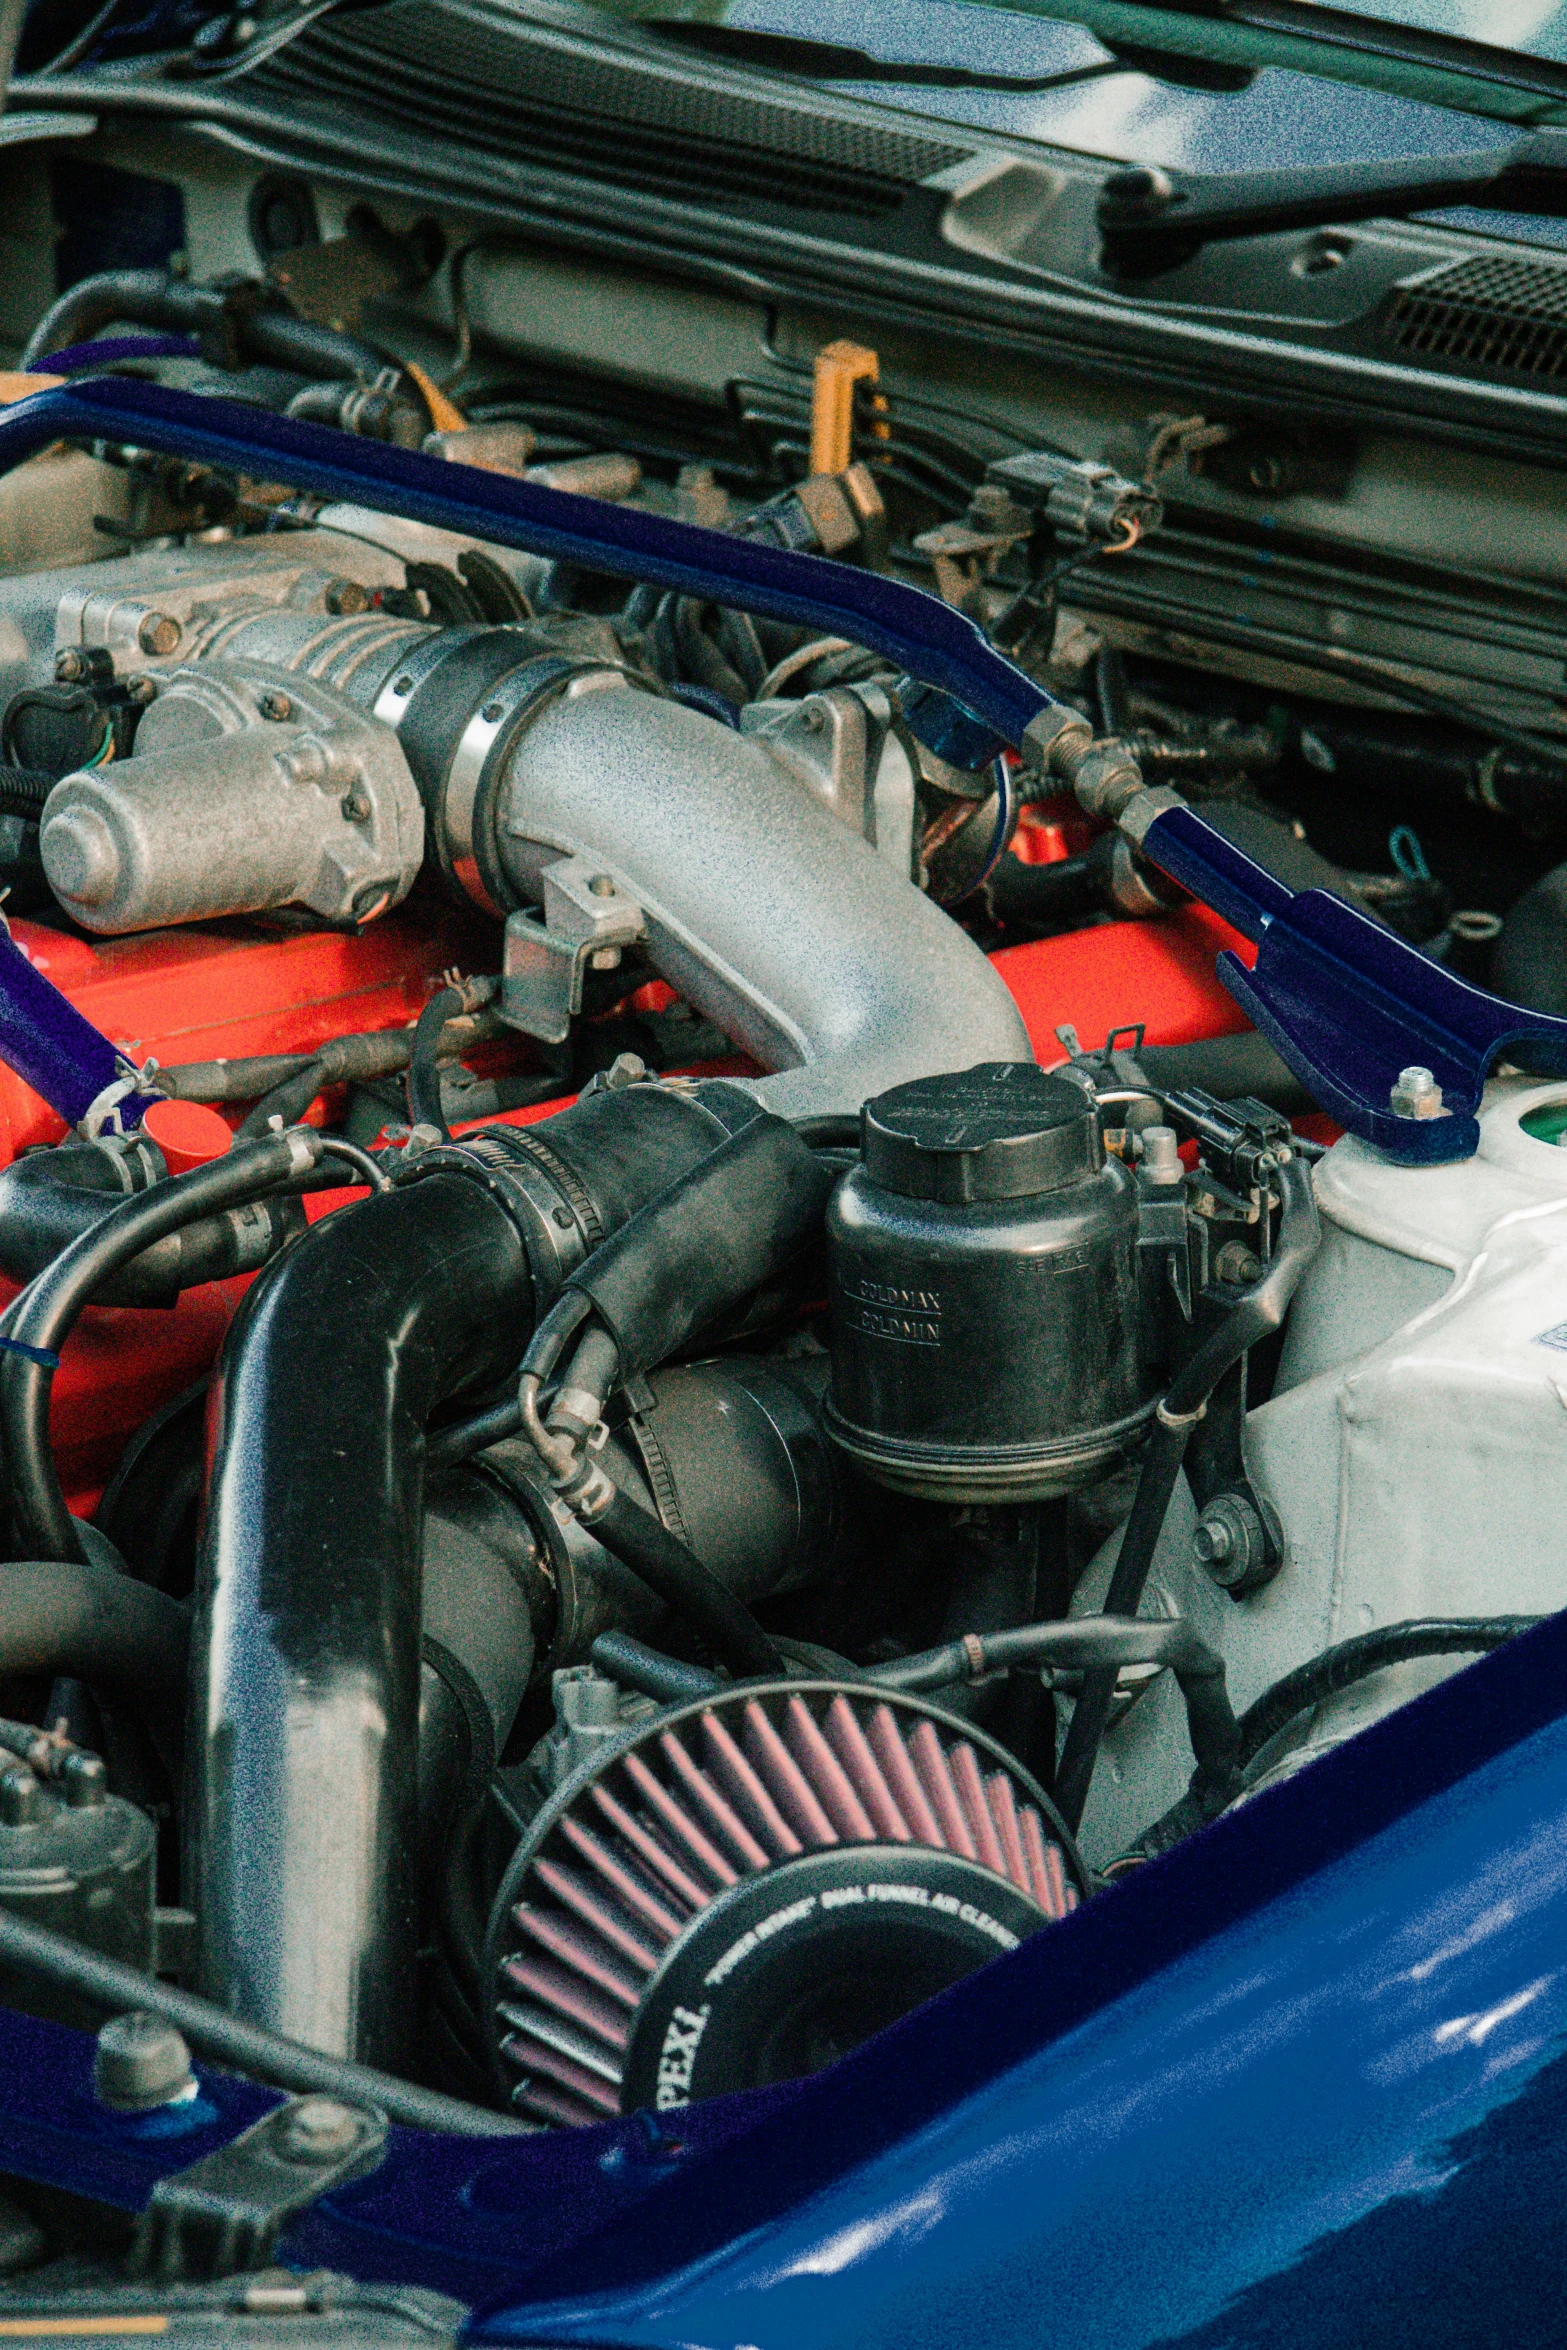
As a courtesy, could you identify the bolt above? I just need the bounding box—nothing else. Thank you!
[481,701,504,724]
[137,612,181,657]
[1213,1238,1263,1286]
[1139,1124,1183,1185]
[125,674,157,706]
[1193,1493,1267,1592]
[589,874,616,896]
[323,577,370,616]
[61,1750,107,1810]
[551,1205,574,1229]
[803,704,826,733]
[94,2012,195,2113]
[279,2096,363,2163]
[393,674,414,696]
[340,788,372,823]
[54,648,87,683]
[258,689,292,722]
[0,1767,38,1826]
[1390,1064,1444,1121]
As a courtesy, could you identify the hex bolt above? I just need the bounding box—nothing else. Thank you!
[1193,1493,1268,1592]
[0,1767,39,1826]
[340,788,372,824]
[279,2096,363,2163]
[94,2011,196,2112]
[61,1750,107,1809]
[1390,1064,1444,1120]
[258,689,293,722]
[53,648,87,683]
[125,674,158,707]
[589,874,616,897]
[137,612,182,657]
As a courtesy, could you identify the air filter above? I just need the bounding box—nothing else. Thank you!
[486,1681,1083,2129]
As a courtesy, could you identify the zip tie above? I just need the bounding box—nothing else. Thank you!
[962,1632,987,1678]
[0,1337,61,1369]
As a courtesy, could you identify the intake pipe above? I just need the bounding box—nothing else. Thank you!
[190,1083,777,2065]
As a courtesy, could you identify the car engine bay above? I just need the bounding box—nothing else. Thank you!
[1,0,1567,2274]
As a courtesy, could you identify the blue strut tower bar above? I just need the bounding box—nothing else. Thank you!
[0,372,1562,1163]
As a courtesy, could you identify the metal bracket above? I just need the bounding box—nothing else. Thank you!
[1136,799,1567,1166]
[501,858,645,1045]
[131,2095,387,2282]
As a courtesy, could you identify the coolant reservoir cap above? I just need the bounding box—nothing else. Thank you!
[862,1063,1098,1203]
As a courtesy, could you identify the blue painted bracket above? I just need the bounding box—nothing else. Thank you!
[1142,804,1567,1162]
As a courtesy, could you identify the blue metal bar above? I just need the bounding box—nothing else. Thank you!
[0,925,156,1131]
[0,377,1054,747]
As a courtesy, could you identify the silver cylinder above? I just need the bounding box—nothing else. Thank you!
[492,678,1033,1117]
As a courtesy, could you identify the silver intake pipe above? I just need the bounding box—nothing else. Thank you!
[492,676,1033,1116]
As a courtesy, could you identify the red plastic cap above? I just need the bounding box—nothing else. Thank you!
[143,1096,233,1174]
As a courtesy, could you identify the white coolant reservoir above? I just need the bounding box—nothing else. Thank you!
[1071,1077,1567,1868]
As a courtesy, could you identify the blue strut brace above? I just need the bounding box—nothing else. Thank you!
[0,373,1564,1163]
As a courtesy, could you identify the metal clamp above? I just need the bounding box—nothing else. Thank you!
[131,2094,387,2282]
[502,858,645,1045]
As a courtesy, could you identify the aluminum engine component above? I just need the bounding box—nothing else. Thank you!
[40,663,424,933]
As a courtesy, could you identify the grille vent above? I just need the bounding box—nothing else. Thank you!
[1385,254,1567,382]
[238,0,969,220]
[492,1685,1078,2129]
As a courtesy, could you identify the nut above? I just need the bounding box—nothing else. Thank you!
[1020,703,1093,778]
[258,689,293,722]
[323,577,370,617]
[1193,1493,1268,1592]
[279,2096,363,2163]
[94,2012,196,2112]
[1390,1065,1445,1120]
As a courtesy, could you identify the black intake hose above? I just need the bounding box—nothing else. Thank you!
[0,1143,300,1304]
[0,1559,189,1779]
[191,1083,761,2067]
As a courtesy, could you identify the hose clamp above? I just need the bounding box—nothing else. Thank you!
[439,655,611,916]
[1156,1397,1207,1430]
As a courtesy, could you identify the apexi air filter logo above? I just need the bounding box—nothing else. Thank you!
[838,1273,944,1346]
[656,2003,712,2108]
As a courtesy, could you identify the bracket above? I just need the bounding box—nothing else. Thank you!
[501,857,645,1045]
[1135,800,1567,1166]
[132,2094,387,2282]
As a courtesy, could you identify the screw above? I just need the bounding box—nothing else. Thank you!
[481,701,504,724]
[258,689,292,722]
[0,1767,39,1826]
[137,612,181,657]
[340,788,372,823]
[393,674,413,696]
[94,2011,195,2112]
[589,874,616,897]
[278,2096,362,2164]
[551,1205,574,1229]
[54,648,87,683]
[1390,1065,1444,1120]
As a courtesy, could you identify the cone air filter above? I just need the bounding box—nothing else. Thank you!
[486,1680,1083,2128]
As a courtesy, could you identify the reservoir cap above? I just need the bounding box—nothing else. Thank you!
[862,1063,1099,1203]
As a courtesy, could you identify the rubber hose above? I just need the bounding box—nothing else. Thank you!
[1237,1615,1542,1769]
[587,1485,785,1680]
[0,1558,188,1778]
[21,272,386,383]
[0,1127,318,1564]
[0,1148,299,1303]
[589,1628,724,1705]
[0,1906,525,2136]
[407,986,463,1141]
[1053,1155,1321,1830]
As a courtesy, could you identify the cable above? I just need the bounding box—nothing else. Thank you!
[1237,1615,1541,1771]
[0,1127,320,1564]
[1053,1155,1321,1829]
[0,1905,526,2136]
[407,986,464,1141]
[315,1137,392,1193]
[583,1484,786,1682]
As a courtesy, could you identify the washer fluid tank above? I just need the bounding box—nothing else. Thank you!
[823,1062,1149,1500]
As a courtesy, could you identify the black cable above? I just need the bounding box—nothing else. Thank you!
[1237,1615,1542,1770]
[0,1558,189,1778]
[407,986,464,1142]
[585,1484,785,1682]
[0,1905,526,2136]
[1053,1156,1321,1829]
[0,1128,319,1563]
[869,1615,1241,1794]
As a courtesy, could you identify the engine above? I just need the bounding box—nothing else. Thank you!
[0,225,1558,2154]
